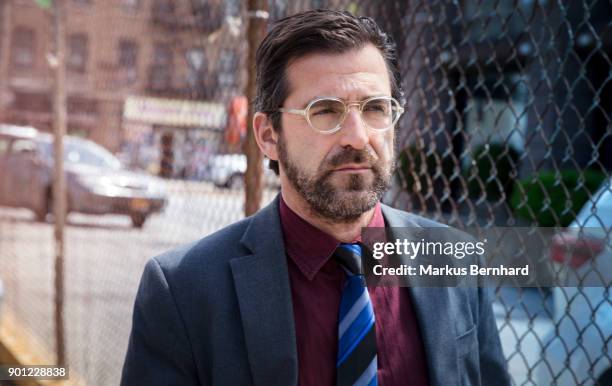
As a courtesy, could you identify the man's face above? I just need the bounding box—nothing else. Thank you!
[277,44,396,222]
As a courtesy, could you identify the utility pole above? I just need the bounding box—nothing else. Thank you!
[50,0,67,365]
[242,0,268,216]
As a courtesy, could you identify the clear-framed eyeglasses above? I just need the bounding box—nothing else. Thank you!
[277,96,404,134]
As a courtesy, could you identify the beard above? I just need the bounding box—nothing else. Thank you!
[277,134,394,223]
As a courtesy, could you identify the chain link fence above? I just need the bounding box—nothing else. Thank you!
[0,0,610,385]
[376,1,612,385]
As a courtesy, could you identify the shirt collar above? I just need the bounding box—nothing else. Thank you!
[279,196,385,280]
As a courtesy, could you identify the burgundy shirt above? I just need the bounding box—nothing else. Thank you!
[279,197,430,386]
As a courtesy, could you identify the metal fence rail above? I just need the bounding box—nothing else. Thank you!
[0,1,610,385]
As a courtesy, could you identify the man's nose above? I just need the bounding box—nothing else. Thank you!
[338,109,369,149]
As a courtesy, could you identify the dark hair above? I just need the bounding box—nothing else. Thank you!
[254,9,404,175]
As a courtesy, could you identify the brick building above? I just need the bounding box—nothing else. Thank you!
[0,0,245,175]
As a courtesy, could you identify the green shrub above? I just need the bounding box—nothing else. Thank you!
[510,169,606,226]
[466,143,520,201]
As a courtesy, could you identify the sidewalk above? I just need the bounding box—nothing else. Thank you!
[0,312,86,386]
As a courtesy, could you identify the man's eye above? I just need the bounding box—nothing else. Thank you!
[365,103,388,113]
[312,108,341,116]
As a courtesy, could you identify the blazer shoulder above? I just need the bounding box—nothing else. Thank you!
[153,215,253,274]
[148,196,283,290]
[380,204,449,228]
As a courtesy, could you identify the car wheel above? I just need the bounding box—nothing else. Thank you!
[596,367,612,385]
[130,212,147,228]
[227,173,244,190]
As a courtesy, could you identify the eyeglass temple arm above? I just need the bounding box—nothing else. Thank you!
[277,108,307,116]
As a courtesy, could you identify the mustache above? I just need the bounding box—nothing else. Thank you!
[326,148,378,168]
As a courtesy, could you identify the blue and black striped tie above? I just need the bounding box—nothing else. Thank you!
[334,243,378,386]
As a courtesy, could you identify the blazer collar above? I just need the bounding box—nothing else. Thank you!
[381,204,460,386]
[231,195,298,386]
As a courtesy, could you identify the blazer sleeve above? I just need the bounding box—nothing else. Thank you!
[121,258,199,386]
[478,286,512,385]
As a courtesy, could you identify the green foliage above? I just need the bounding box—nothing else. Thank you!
[466,143,520,201]
[510,169,607,226]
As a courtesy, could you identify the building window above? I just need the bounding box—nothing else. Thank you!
[11,27,35,69]
[186,48,206,88]
[13,91,51,112]
[119,39,138,83]
[68,96,98,115]
[152,0,176,24]
[191,1,223,32]
[152,0,174,14]
[149,43,173,90]
[121,0,139,11]
[218,50,237,89]
[269,0,287,21]
[67,34,88,73]
[225,0,240,17]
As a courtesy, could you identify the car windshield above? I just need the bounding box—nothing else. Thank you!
[573,179,612,228]
[40,139,122,170]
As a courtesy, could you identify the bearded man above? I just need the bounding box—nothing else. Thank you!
[121,9,511,386]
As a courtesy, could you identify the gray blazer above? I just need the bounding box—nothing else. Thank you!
[121,196,511,386]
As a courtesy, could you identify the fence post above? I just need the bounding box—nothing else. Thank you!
[243,0,268,216]
[50,0,67,366]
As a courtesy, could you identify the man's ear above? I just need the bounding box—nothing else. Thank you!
[253,112,279,161]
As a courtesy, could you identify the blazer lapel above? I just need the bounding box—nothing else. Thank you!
[381,205,459,386]
[230,196,298,386]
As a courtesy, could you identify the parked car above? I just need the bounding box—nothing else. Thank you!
[0,125,167,228]
[207,153,280,189]
[536,177,612,386]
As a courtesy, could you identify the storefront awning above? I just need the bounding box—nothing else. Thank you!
[123,96,226,129]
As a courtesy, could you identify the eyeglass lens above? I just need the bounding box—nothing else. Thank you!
[307,98,398,132]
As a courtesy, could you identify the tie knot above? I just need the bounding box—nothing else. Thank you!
[333,243,363,276]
